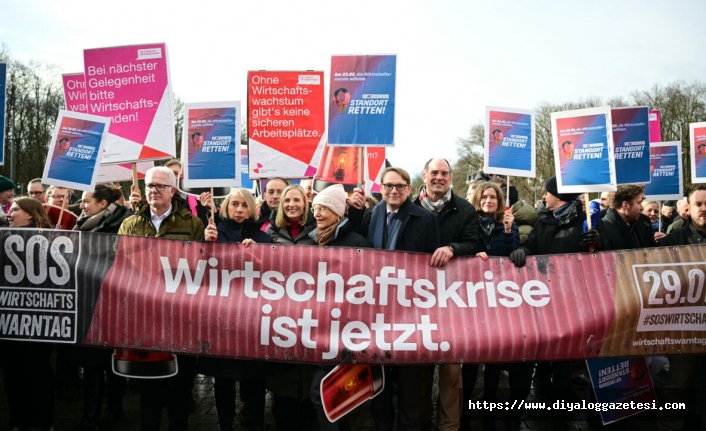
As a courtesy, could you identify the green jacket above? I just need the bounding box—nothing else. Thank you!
[118,198,205,240]
[511,200,538,245]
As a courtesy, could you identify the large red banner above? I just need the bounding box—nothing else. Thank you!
[1,230,705,363]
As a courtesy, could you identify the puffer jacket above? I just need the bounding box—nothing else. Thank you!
[118,197,204,240]
[265,208,317,245]
[511,200,538,245]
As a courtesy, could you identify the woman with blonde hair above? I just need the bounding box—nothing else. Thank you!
[641,200,666,242]
[265,184,316,245]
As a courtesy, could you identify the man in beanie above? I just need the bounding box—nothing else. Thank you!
[413,158,478,431]
[0,175,16,215]
[509,176,599,431]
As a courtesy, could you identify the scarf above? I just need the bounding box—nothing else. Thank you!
[551,200,580,225]
[368,202,406,250]
[480,216,497,239]
[288,217,302,240]
[418,186,452,214]
[316,218,343,246]
[75,203,119,232]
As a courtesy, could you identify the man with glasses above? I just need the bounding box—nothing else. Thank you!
[118,166,204,431]
[46,185,82,216]
[415,158,478,431]
[349,166,441,431]
[27,178,47,202]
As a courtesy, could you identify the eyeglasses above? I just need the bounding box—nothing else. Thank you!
[382,183,409,191]
[145,184,173,192]
[312,206,330,214]
[48,194,67,200]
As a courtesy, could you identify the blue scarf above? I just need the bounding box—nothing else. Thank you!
[368,203,404,250]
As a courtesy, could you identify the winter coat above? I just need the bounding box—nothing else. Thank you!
[308,218,372,248]
[118,197,205,240]
[661,221,706,246]
[520,203,589,256]
[352,198,441,253]
[477,218,520,257]
[74,203,132,233]
[264,209,317,245]
[511,200,538,245]
[666,216,685,234]
[216,217,272,244]
[413,191,478,256]
[597,210,656,251]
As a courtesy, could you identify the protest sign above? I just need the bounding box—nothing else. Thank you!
[2,230,706,364]
[0,61,6,165]
[484,107,536,177]
[240,146,255,192]
[314,143,361,191]
[247,71,325,179]
[62,72,153,182]
[328,55,396,146]
[649,110,662,143]
[83,43,175,164]
[612,107,650,185]
[365,147,386,194]
[690,122,706,184]
[587,357,656,424]
[182,102,240,188]
[41,110,110,191]
[551,106,616,193]
[644,141,683,200]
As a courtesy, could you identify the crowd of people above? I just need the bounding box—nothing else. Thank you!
[0,156,705,431]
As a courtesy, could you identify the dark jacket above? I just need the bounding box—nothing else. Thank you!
[413,191,478,256]
[477,219,520,257]
[597,210,656,251]
[308,218,372,248]
[353,198,441,253]
[520,203,589,255]
[264,209,317,245]
[661,220,706,246]
[216,217,272,244]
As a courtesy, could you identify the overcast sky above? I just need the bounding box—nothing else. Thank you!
[1,0,704,176]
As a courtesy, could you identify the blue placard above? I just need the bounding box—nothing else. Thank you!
[644,141,683,200]
[612,107,650,185]
[328,55,396,146]
[0,62,7,165]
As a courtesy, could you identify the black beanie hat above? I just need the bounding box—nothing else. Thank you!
[544,176,580,202]
[0,176,15,193]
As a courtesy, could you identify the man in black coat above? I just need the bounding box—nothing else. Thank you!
[509,177,600,431]
[413,158,478,431]
[348,167,441,431]
[597,184,656,250]
[657,184,706,430]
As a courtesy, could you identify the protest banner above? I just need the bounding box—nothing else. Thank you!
[649,110,662,143]
[182,102,240,188]
[328,55,396,146]
[586,357,656,424]
[484,107,536,177]
[83,43,175,164]
[551,106,616,193]
[41,110,110,192]
[365,147,386,194]
[62,72,153,182]
[0,61,6,165]
[690,122,706,184]
[1,230,705,364]
[247,71,325,179]
[644,141,683,201]
[612,107,650,185]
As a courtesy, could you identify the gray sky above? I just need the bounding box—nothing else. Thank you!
[1,0,704,176]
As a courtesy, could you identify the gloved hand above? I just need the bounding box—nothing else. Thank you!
[509,249,526,268]
[581,229,600,248]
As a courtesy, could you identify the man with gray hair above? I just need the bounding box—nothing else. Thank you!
[666,198,690,234]
[27,178,48,202]
[118,166,204,430]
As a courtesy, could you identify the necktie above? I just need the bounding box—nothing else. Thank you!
[387,212,395,230]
